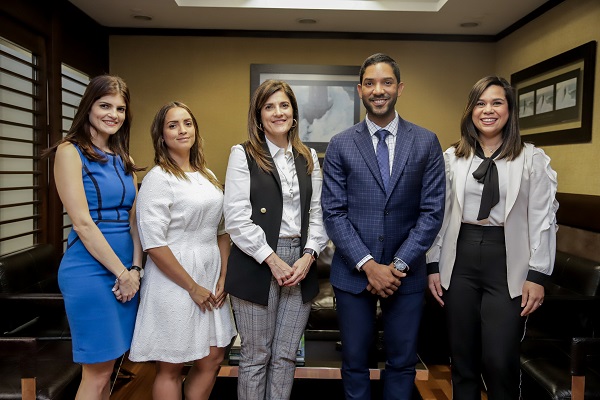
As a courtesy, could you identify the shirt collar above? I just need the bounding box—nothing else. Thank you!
[265,136,292,158]
[366,111,399,137]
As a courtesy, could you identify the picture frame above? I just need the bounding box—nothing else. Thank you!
[250,64,360,153]
[511,41,596,146]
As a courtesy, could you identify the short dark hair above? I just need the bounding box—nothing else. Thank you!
[359,53,401,84]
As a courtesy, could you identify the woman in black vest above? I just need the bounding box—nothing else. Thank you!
[224,79,328,399]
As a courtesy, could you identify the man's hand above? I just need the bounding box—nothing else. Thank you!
[363,260,406,298]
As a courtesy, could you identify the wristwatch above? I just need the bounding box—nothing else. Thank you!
[393,257,410,273]
[130,265,144,278]
[303,248,318,259]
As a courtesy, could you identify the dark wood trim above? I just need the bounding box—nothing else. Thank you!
[108,27,496,42]
[495,0,565,40]
[556,193,600,233]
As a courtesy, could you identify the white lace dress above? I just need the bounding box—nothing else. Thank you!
[129,166,236,363]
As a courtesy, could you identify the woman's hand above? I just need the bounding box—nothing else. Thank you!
[428,273,445,307]
[214,275,227,308]
[264,252,293,286]
[283,253,313,287]
[115,270,140,303]
[189,284,217,313]
[521,280,544,316]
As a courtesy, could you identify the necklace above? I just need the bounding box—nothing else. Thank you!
[480,141,502,156]
[274,152,296,199]
[186,170,203,185]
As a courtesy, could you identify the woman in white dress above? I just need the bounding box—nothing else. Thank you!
[129,101,236,400]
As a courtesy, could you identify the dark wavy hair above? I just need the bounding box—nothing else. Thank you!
[245,79,314,174]
[44,74,142,173]
[455,76,524,160]
[150,101,222,189]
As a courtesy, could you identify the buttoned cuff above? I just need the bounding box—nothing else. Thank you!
[356,254,373,271]
[255,244,275,265]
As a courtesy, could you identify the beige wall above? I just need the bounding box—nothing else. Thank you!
[110,37,493,181]
[496,0,600,195]
[110,0,599,196]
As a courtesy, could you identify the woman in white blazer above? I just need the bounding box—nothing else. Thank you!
[427,76,558,400]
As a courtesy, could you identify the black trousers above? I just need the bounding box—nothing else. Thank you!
[444,224,525,400]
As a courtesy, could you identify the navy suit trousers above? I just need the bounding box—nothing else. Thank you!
[334,287,424,400]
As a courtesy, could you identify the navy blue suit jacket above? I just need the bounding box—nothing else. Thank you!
[322,118,445,294]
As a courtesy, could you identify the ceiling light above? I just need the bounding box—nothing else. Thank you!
[297,18,318,24]
[460,22,479,28]
[132,14,153,21]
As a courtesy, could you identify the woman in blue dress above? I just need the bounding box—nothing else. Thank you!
[48,75,144,400]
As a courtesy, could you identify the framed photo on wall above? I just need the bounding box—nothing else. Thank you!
[250,64,360,153]
[511,41,596,146]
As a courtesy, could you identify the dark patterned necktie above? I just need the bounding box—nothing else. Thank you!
[375,129,390,192]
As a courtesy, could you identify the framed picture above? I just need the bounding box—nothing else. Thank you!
[250,64,360,153]
[511,41,596,146]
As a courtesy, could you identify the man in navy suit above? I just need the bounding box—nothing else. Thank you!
[322,53,445,399]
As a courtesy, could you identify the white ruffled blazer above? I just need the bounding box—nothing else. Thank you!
[427,143,559,298]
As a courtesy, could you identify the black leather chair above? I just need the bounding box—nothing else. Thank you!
[520,251,600,399]
[571,337,600,400]
[0,245,80,400]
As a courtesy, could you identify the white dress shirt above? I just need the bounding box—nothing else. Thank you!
[224,137,328,264]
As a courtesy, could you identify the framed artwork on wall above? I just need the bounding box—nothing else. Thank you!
[250,64,360,153]
[511,40,596,146]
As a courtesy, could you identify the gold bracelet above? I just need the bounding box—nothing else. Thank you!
[117,267,127,280]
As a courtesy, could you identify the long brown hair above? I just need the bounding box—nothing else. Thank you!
[246,80,314,174]
[455,76,524,160]
[44,74,142,174]
[150,101,222,189]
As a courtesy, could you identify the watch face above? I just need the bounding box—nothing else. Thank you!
[394,261,408,272]
[131,266,144,278]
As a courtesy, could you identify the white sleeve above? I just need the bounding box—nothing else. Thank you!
[223,145,273,263]
[136,169,173,251]
[304,148,329,255]
[527,146,559,276]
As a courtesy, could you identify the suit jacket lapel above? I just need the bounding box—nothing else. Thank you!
[387,118,414,199]
[455,153,473,212]
[354,122,386,193]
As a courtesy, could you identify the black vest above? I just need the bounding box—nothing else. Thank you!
[225,142,318,306]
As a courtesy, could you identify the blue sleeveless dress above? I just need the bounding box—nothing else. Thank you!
[58,145,138,364]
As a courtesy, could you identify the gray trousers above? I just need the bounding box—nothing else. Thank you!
[231,238,311,400]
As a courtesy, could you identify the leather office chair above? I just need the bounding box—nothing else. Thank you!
[0,337,37,400]
[571,337,600,400]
